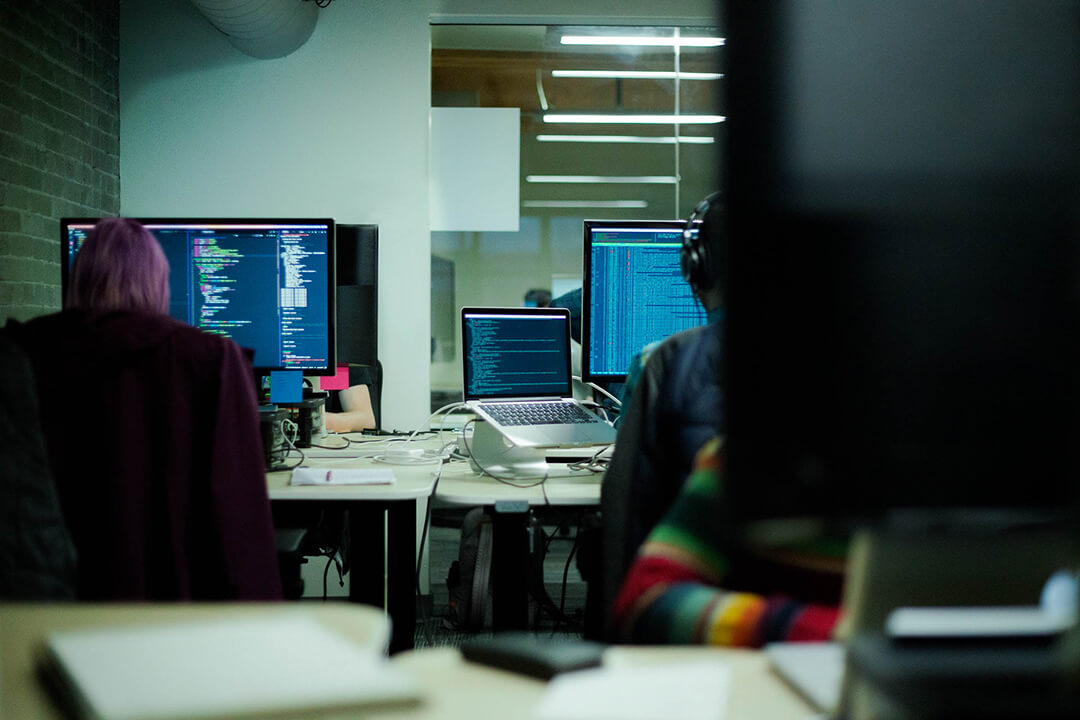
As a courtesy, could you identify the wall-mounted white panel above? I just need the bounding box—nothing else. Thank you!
[430,107,520,232]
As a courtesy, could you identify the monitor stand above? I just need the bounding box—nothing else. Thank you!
[837,520,1080,719]
[466,420,549,479]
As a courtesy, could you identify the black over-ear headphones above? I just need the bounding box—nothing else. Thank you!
[681,191,723,292]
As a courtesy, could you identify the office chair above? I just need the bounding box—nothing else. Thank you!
[0,330,77,600]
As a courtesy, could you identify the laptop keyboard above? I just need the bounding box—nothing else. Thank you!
[482,401,597,426]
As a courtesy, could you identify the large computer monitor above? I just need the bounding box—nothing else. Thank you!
[581,219,706,384]
[61,218,336,375]
[722,2,1080,532]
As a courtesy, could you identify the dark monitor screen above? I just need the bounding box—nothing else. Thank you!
[61,218,336,375]
[723,2,1080,531]
[581,220,706,383]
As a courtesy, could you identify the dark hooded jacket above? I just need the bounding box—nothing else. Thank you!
[599,320,723,634]
[6,309,281,601]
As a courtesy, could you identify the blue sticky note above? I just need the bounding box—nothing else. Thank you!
[270,370,303,404]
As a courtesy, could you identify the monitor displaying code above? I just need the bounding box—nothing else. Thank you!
[582,220,706,382]
[62,219,335,374]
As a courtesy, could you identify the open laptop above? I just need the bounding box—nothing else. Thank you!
[461,307,616,448]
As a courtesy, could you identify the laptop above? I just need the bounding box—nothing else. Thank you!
[461,306,616,448]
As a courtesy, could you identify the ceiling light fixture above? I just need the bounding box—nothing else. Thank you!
[560,35,724,48]
[551,70,722,80]
[522,200,649,209]
[542,113,725,124]
[525,175,677,184]
[536,134,714,144]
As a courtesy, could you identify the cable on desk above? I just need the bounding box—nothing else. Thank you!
[567,443,614,474]
[270,418,306,471]
[307,436,352,451]
[570,375,622,408]
[407,401,468,449]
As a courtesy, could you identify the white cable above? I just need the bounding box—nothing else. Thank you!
[584,380,622,407]
[401,401,469,450]
[277,418,306,468]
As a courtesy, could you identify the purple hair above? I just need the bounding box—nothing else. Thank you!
[66,217,170,314]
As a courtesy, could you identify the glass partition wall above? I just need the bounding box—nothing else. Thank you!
[430,24,723,404]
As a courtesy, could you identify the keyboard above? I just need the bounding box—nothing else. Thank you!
[481,401,597,426]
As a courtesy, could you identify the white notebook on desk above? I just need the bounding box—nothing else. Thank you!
[39,615,420,720]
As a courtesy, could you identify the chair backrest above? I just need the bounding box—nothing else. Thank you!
[0,329,76,600]
[7,312,282,601]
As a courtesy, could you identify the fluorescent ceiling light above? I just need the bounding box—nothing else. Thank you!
[552,70,723,80]
[526,175,677,184]
[536,134,714,145]
[543,113,725,124]
[522,200,649,209]
[561,35,724,48]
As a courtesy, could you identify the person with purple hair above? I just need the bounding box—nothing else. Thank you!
[6,217,282,601]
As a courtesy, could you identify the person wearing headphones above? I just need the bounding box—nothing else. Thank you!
[596,192,727,638]
[618,192,725,414]
[601,195,845,646]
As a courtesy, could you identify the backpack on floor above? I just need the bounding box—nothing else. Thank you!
[445,508,494,630]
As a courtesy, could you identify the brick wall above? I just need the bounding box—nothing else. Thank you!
[0,0,120,324]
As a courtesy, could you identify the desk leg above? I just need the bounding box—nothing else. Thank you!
[386,500,416,654]
[491,502,531,631]
[349,502,416,654]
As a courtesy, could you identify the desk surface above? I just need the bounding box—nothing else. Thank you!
[266,437,440,500]
[367,645,816,720]
[269,433,602,506]
[433,458,602,507]
[0,602,391,720]
[3,605,815,720]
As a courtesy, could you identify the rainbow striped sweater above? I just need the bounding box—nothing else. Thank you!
[612,439,842,646]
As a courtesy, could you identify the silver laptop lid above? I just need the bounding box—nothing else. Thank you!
[461,306,574,402]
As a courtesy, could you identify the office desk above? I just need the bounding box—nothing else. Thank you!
[365,645,815,720]
[267,441,439,653]
[434,458,603,630]
[0,602,390,720]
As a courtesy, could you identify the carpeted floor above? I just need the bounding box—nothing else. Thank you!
[414,509,592,648]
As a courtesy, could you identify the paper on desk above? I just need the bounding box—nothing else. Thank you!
[290,467,395,485]
[534,659,730,720]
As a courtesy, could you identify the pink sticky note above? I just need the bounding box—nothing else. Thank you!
[320,364,351,391]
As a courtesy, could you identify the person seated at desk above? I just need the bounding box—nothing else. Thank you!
[5,217,281,601]
[613,439,844,646]
[324,378,376,433]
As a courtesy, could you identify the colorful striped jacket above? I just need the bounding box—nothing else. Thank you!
[612,438,842,646]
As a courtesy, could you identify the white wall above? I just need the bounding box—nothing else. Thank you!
[119,0,433,429]
[118,0,716,427]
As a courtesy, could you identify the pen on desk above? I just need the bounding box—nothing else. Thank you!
[325,470,332,483]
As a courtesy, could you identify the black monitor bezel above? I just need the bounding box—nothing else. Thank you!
[580,218,699,385]
[60,217,337,376]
